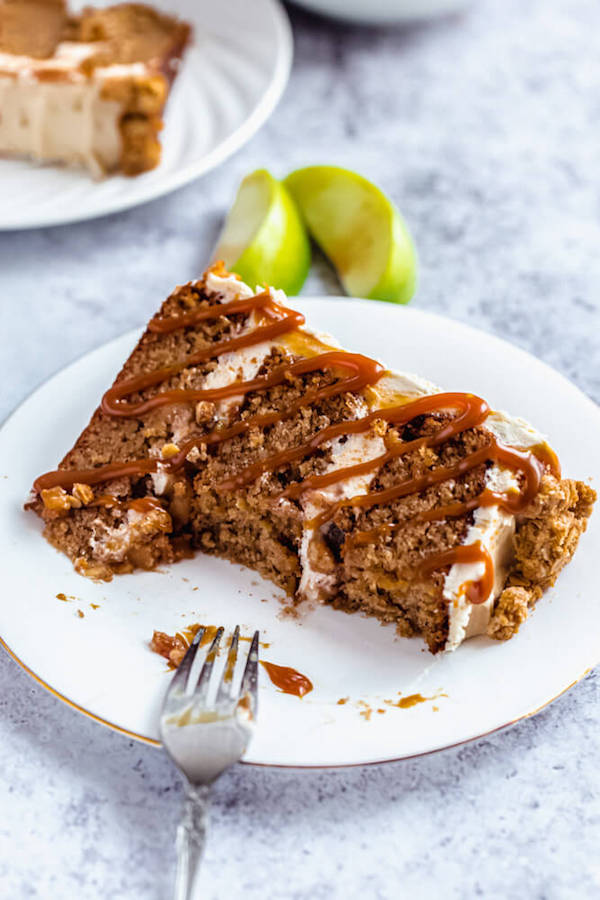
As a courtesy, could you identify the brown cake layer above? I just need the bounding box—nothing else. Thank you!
[0,0,191,175]
[0,0,67,58]
[0,0,190,64]
[28,267,596,653]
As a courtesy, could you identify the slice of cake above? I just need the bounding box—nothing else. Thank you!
[27,264,596,653]
[0,0,191,176]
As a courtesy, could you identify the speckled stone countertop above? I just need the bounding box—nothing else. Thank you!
[1,0,600,897]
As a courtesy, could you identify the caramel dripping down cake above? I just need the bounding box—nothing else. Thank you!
[27,264,596,653]
[0,0,191,176]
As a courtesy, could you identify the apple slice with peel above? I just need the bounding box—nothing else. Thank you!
[214,169,311,296]
[285,166,417,304]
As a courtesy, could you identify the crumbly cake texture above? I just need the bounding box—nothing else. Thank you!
[0,0,67,58]
[0,0,190,175]
[28,267,596,653]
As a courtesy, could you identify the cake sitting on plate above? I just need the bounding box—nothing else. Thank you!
[0,0,191,176]
[27,264,596,653]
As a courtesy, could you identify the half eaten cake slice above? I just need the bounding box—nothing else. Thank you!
[28,264,596,653]
[0,0,191,176]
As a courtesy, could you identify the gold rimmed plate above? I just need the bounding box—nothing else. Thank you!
[1,298,598,766]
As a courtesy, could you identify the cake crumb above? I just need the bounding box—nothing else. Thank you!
[77,609,84,618]
[278,604,300,620]
[358,700,372,720]
[488,586,529,641]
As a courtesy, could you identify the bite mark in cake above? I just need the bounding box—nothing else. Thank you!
[27,265,596,653]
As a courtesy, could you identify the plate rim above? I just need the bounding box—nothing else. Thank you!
[0,632,591,769]
[289,0,472,26]
[1,297,598,768]
[0,0,294,231]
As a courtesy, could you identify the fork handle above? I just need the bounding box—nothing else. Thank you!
[174,783,211,900]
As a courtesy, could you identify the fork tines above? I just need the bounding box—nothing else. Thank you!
[167,625,259,714]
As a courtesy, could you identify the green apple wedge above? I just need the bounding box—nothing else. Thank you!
[214,169,311,296]
[284,166,417,304]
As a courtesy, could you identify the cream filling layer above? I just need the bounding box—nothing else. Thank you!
[443,466,517,651]
[298,424,387,603]
[0,42,148,176]
[202,271,275,420]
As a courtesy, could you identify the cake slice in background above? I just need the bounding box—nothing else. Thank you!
[0,0,191,176]
[27,265,596,653]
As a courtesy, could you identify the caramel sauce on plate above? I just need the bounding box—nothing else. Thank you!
[391,693,445,709]
[260,661,313,698]
[33,272,560,607]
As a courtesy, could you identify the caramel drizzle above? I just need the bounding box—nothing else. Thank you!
[33,281,560,606]
[312,426,549,601]
[418,541,495,605]
[219,391,487,492]
[102,293,306,417]
[277,392,490,501]
[318,434,547,533]
[34,350,385,492]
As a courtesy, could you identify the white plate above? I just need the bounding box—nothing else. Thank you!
[291,0,472,25]
[0,0,292,230]
[0,298,598,767]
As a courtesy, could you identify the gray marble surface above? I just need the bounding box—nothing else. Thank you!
[1,0,600,897]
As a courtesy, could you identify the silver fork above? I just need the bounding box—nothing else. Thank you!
[160,625,259,900]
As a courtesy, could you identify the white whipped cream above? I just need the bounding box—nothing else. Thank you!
[201,335,274,420]
[89,506,167,564]
[298,423,387,602]
[204,270,254,302]
[202,272,277,420]
[0,42,149,176]
[443,466,518,650]
[150,466,172,497]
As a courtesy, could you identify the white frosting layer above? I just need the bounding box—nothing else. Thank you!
[203,270,276,420]
[89,506,168,564]
[444,466,517,651]
[0,42,148,176]
[204,270,254,302]
[193,273,548,650]
[298,419,386,602]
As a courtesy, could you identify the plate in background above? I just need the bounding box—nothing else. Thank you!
[0,0,292,230]
[0,298,598,767]
[290,0,473,25]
